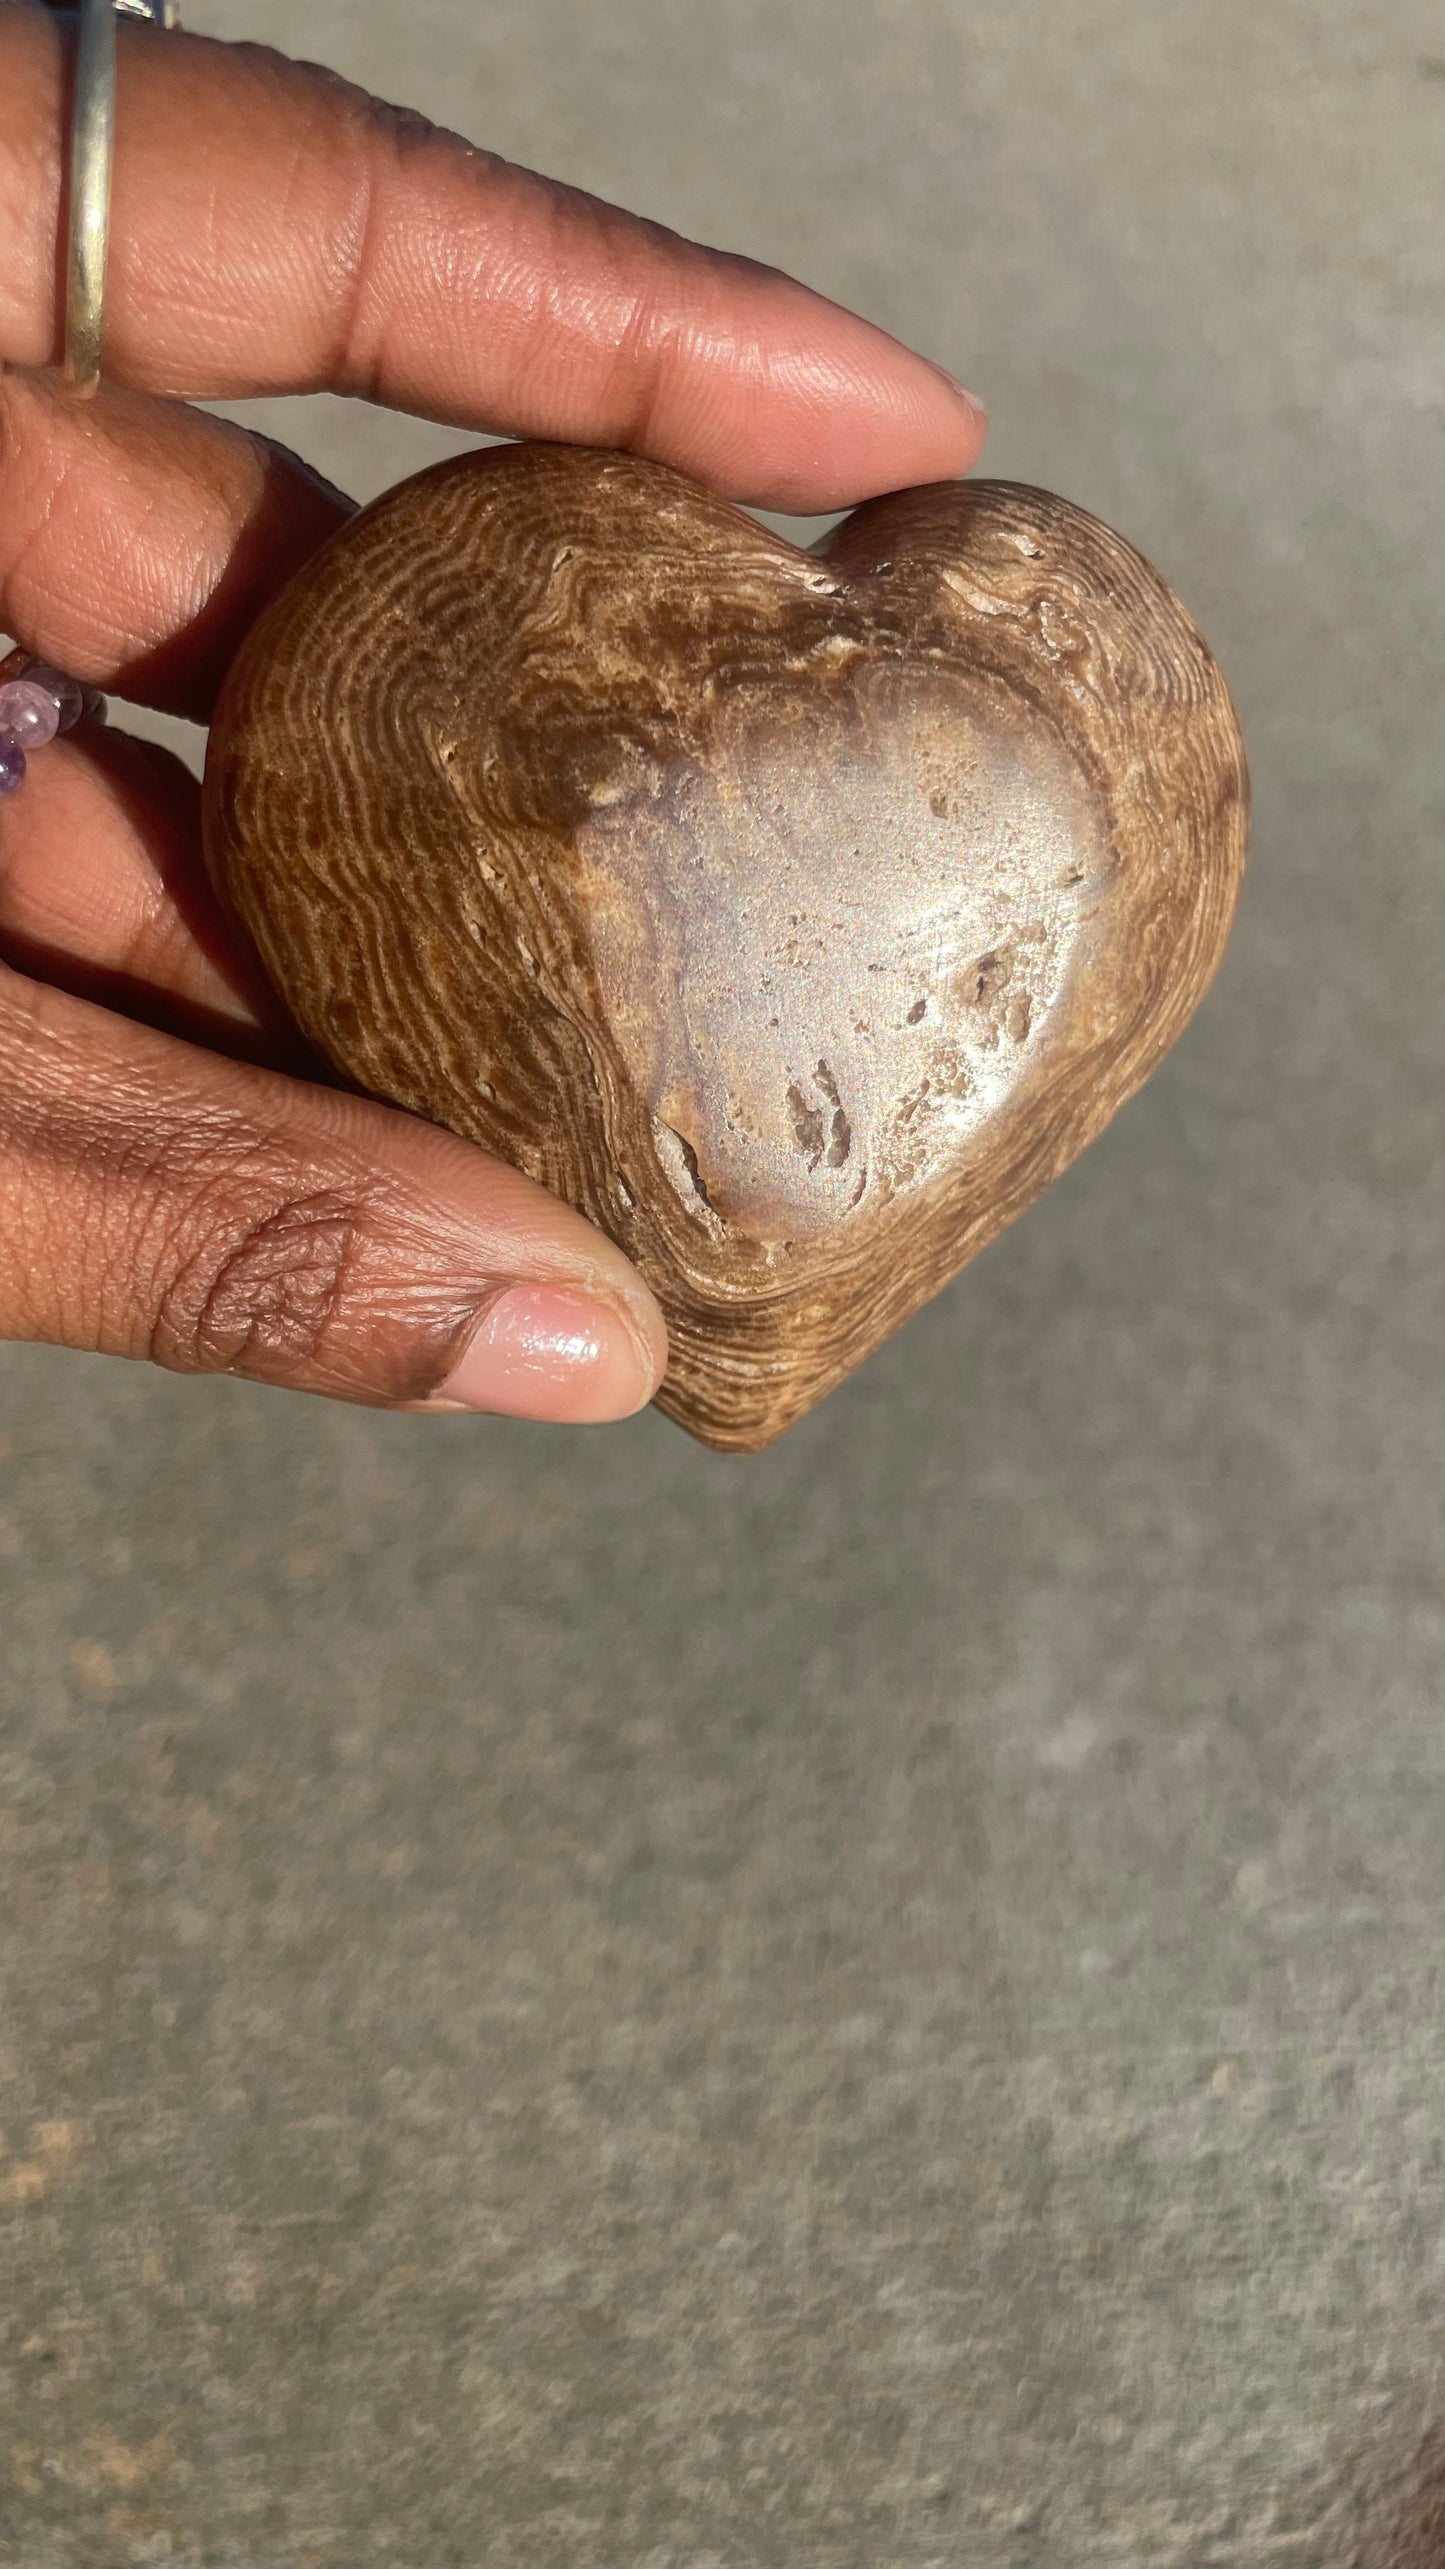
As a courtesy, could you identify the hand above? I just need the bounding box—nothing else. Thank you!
[0,9,986,1422]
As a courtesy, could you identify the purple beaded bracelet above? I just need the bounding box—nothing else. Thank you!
[0,658,103,796]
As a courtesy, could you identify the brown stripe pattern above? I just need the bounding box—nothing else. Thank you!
[203,444,1248,1450]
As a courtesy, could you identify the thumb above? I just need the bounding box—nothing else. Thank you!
[0,964,667,1421]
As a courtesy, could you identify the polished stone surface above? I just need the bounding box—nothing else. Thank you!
[1,0,1440,2561]
[203,453,1243,1447]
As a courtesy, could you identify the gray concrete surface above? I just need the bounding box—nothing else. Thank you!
[3,2,1443,2562]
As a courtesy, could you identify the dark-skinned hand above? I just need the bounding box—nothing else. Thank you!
[0,8,986,1421]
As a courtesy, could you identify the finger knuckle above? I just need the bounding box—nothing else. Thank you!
[151,1178,371,1382]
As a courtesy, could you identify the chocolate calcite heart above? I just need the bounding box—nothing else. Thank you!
[202,443,1247,1450]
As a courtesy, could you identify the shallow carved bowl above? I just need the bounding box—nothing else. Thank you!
[202,443,1247,1450]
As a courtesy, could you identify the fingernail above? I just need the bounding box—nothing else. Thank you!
[930,362,988,423]
[433,1285,658,1423]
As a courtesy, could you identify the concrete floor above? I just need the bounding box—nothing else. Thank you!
[2,2,1442,2562]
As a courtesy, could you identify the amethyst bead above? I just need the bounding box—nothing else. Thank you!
[0,677,62,752]
[0,741,26,797]
[21,662,86,734]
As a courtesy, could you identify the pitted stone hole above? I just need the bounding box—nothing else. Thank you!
[813,1060,852,1168]
[787,1063,851,1171]
[676,1133,712,1207]
[973,950,1011,1002]
[787,1083,827,1168]
[654,1120,714,1211]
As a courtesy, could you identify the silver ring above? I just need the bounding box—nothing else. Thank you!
[58,0,184,399]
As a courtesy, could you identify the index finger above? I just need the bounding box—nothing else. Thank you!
[0,11,985,514]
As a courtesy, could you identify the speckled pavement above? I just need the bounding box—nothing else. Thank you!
[2,4,1441,2562]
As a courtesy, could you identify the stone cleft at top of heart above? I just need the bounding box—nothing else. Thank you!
[201,443,1248,1452]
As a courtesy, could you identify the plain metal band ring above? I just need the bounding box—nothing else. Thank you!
[57,0,184,398]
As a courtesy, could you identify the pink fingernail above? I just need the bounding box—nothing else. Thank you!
[930,363,988,422]
[435,1285,657,1422]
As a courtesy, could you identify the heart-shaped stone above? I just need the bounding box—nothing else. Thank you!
[203,444,1247,1450]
